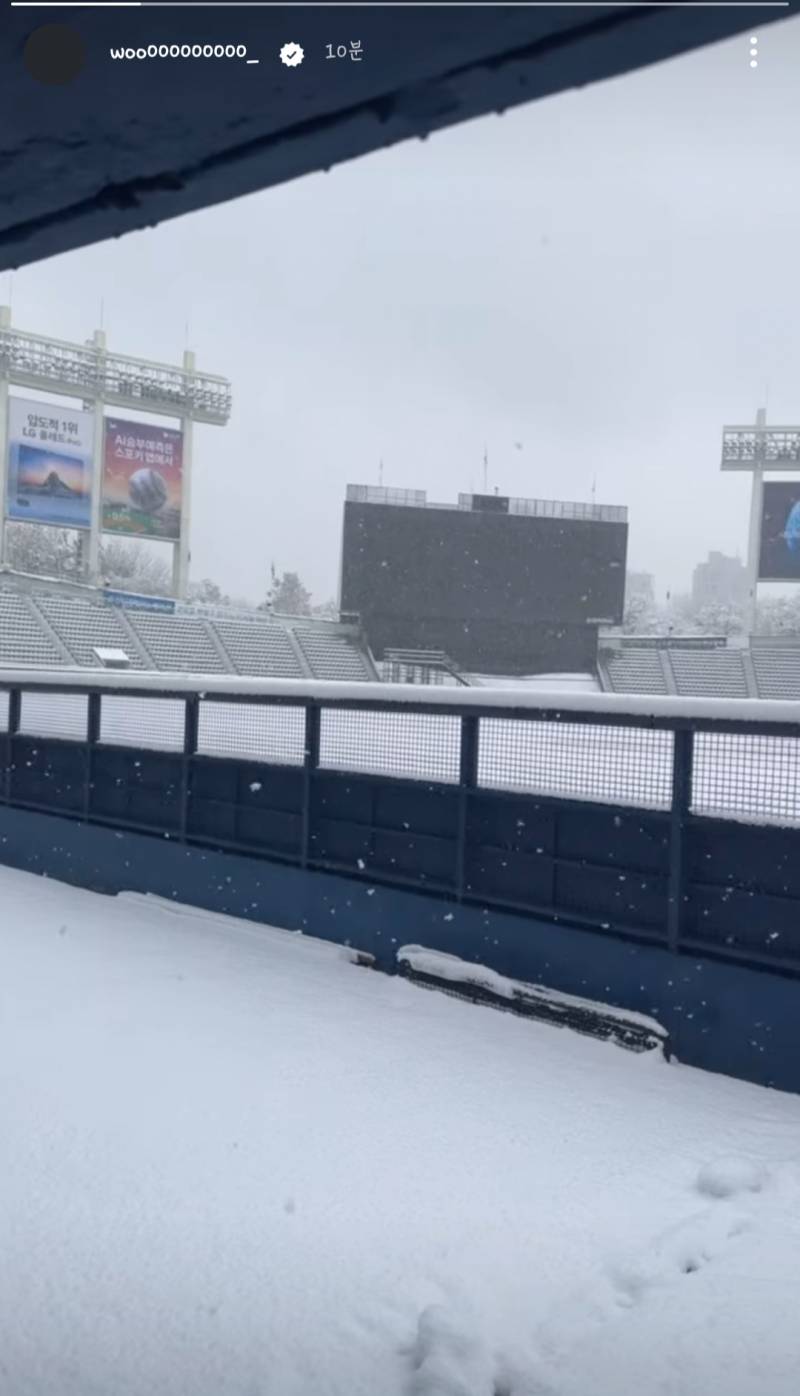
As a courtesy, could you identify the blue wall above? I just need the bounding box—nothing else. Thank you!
[0,805,796,1095]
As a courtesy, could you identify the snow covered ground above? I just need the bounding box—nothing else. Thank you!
[468,673,601,693]
[2,865,800,1396]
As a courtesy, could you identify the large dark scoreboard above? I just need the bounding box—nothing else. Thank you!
[340,492,628,676]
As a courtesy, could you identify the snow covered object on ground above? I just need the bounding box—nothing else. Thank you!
[2,865,800,1396]
[396,944,669,1053]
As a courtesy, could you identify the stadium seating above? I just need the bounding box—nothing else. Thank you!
[0,583,376,683]
[291,625,374,681]
[5,582,800,697]
[602,648,668,694]
[34,594,150,670]
[213,619,303,678]
[0,590,65,668]
[751,648,800,700]
[669,648,749,698]
[603,642,800,700]
[127,612,227,673]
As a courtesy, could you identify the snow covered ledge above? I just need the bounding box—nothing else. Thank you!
[1,666,800,725]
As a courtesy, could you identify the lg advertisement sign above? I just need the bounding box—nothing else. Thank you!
[5,395,93,529]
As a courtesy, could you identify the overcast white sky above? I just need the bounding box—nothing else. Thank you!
[4,16,798,607]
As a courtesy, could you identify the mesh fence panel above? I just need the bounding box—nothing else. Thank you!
[10,682,800,827]
[198,701,305,764]
[478,718,674,808]
[692,732,800,825]
[100,695,185,751]
[19,692,88,741]
[0,691,8,732]
[320,709,460,782]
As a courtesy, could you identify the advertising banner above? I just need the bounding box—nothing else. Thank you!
[103,589,176,614]
[6,396,93,529]
[759,481,800,581]
[102,418,183,541]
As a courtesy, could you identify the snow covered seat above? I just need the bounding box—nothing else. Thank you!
[0,590,63,667]
[128,612,226,673]
[212,618,302,677]
[604,648,667,694]
[751,648,800,700]
[292,625,373,681]
[34,594,149,669]
[669,649,748,699]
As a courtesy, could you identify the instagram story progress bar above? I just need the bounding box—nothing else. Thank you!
[7,3,796,9]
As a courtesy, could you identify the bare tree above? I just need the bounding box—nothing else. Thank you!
[259,567,312,617]
[757,595,800,636]
[312,597,339,621]
[99,539,172,596]
[187,577,230,605]
[6,523,85,580]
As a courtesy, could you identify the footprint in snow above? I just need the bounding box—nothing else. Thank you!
[695,1155,768,1200]
[405,1305,554,1396]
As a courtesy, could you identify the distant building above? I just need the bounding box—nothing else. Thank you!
[691,552,747,609]
[622,570,658,634]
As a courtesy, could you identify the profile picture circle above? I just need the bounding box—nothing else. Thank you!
[129,467,168,514]
[24,25,86,86]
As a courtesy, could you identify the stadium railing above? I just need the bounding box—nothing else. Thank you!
[0,671,799,977]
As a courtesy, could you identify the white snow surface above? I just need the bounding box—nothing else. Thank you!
[468,672,601,693]
[2,865,800,1396]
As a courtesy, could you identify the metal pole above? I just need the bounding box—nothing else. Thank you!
[87,327,106,585]
[173,348,194,600]
[84,691,101,820]
[456,715,479,900]
[666,725,693,953]
[0,305,11,569]
[180,695,199,841]
[3,687,21,804]
[301,704,321,868]
[745,406,766,638]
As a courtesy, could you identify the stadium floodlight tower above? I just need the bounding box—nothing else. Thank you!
[0,305,231,599]
[721,408,800,636]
